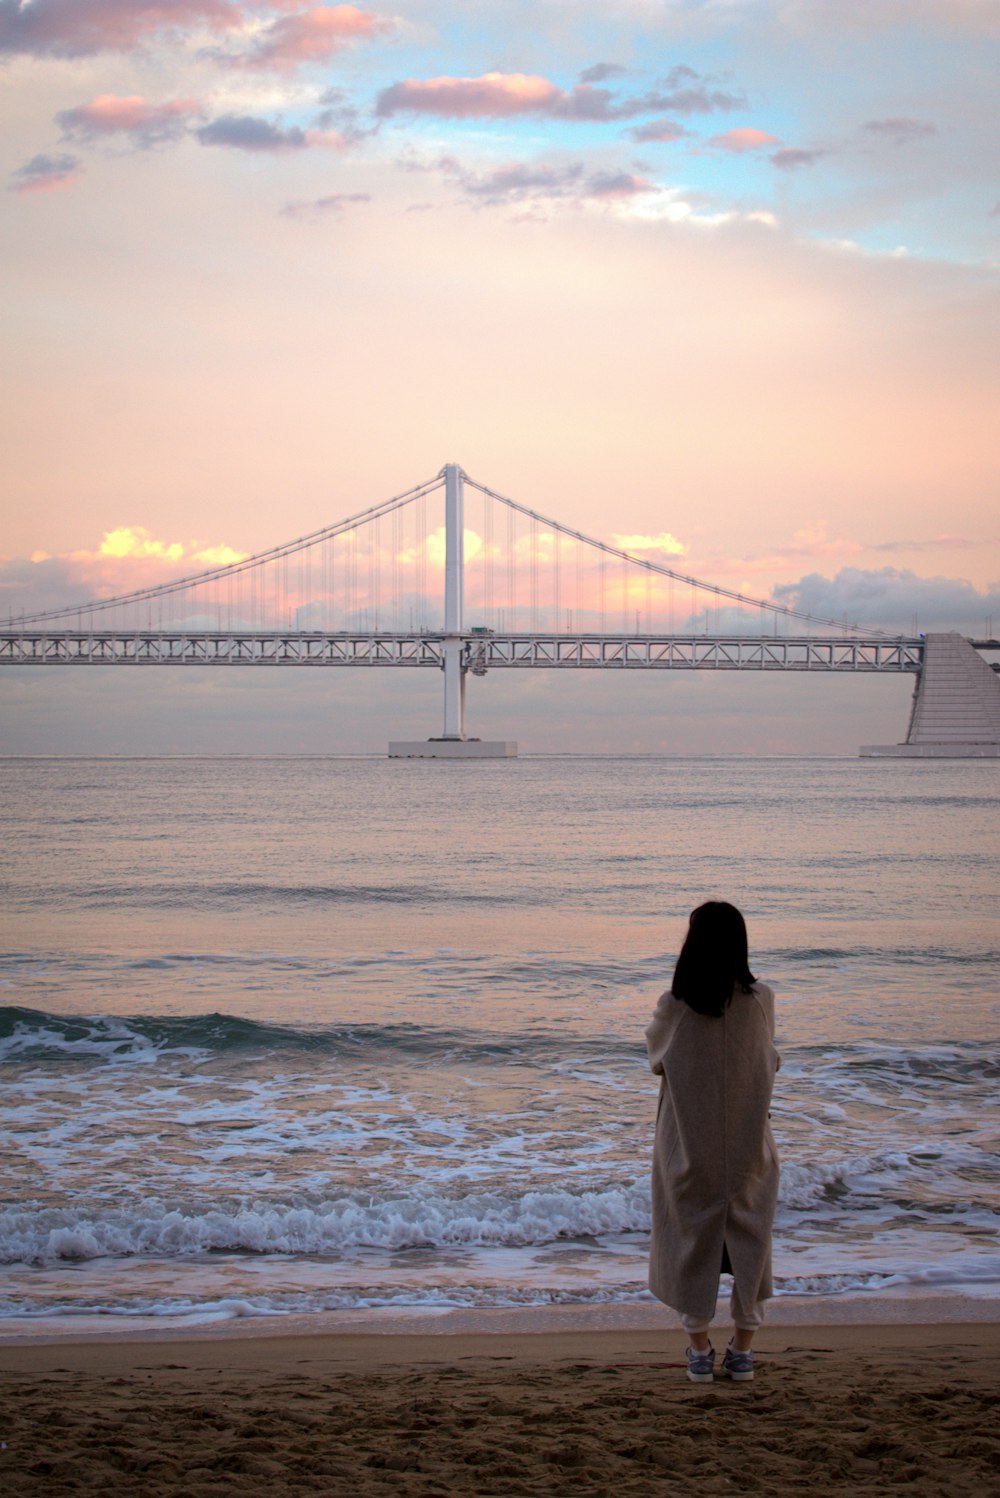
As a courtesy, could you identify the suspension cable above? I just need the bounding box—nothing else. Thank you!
[15,473,445,625]
[465,474,889,637]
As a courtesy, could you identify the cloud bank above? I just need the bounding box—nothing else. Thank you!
[376,65,744,123]
[0,0,239,58]
[775,568,1000,635]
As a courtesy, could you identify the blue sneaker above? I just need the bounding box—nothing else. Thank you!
[686,1344,715,1383]
[721,1343,754,1381]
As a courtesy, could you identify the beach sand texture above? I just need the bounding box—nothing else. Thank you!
[3,1323,998,1497]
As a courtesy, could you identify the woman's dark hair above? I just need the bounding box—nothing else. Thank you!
[671,901,756,1018]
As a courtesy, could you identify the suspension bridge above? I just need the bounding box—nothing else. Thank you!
[3,464,998,757]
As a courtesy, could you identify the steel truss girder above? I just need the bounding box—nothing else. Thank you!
[474,636,924,671]
[0,632,447,667]
[0,631,924,672]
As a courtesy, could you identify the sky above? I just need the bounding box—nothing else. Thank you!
[2,0,999,754]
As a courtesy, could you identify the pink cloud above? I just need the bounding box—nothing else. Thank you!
[246,5,389,70]
[377,72,563,120]
[709,127,781,153]
[375,72,663,124]
[376,66,746,124]
[9,152,83,195]
[0,0,239,57]
[57,94,201,146]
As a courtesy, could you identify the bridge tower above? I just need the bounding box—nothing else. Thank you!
[389,463,517,759]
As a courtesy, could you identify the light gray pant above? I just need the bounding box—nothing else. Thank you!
[680,1282,765,1336]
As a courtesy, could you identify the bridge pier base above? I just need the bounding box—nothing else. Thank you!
[860,633,1000,758]
[388,740,518,758]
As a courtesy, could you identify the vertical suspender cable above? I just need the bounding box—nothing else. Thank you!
[331,528,337,632]
[553,529,560,634]
[529,519,538,632]
[372,514,380,631]
[506,501,514,632]
[483,488,494,628]
[417,493,426,627]
[395,503,401,632]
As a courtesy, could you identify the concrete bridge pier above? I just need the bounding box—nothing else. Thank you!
[861,633,1000,758]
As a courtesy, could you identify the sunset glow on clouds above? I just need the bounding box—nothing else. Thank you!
[709,127,780,153]
[243,5,391,72]
[96,526,248,568]
[2,0,998,749]
[57,94,202,146]
[8,151,82,193]
[20,527,249,577]
[376,72,565,119]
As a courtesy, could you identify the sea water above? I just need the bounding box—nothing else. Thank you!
[1,755,998,1330]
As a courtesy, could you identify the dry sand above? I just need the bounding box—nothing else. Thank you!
[2,1315,998,1496]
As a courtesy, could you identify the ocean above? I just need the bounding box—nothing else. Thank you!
[2,754,998,1333]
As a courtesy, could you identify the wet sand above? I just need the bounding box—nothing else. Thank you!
[2,1308,998,1496]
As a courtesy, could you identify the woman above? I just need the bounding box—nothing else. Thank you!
[646,901,779,1383]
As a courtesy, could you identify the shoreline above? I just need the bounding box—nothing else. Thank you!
[4,1316,999,1374]
[3,1289,998,1348]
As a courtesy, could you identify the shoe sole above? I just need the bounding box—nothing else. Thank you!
[687,1371,714,1383]
[724,1368,754,1381]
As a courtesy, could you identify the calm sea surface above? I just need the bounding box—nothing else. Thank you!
[1,755,998,1331]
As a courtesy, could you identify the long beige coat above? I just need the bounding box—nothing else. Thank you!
[646,983,780,1320]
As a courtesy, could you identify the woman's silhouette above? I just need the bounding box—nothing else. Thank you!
[646,901,780,1382]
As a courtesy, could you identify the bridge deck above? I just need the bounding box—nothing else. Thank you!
[0,630,930,672]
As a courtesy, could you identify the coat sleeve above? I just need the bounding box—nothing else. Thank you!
[756,981,781,1072]
[645,990,679,1075]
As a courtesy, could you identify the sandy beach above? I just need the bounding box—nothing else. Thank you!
[3,1305,998,1497]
